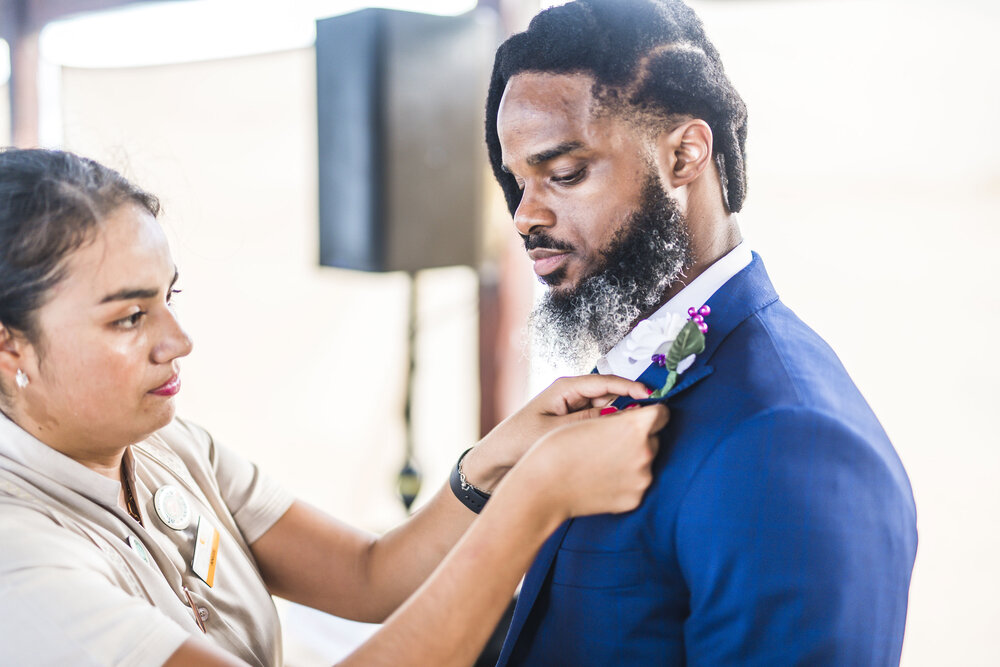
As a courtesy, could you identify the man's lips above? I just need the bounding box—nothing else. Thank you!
[150,374,180,397]
[528,248,570,277]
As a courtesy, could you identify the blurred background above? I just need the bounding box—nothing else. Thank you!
[1,0,997,664]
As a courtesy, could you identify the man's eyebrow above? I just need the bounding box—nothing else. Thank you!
[501,141,587,174]
[99,268,179,304]
[526,141,584,167]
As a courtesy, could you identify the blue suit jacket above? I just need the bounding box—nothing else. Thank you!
[497,254,917,666]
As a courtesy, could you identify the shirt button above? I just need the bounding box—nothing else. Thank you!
[198,607,210,622]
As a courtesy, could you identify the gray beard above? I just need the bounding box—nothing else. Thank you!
[528,179,692,372]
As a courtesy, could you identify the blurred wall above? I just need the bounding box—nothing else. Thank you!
[0,81,8,143]
[0,35,8,143]
[1,34,8,143]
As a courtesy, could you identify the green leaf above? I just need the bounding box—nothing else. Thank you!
[650,370,678,399]
[664,320,706,371]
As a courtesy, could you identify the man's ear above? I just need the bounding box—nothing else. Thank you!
[654,119,714,189]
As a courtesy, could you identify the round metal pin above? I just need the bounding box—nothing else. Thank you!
[153,485,192,531]
[127,535,151,565]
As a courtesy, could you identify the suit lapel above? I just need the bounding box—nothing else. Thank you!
[696,252,779,363]
[609,362,714,410]
[650,252,777,386]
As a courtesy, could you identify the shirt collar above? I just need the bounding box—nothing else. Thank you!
[0,410,123,508]
[596,241,753,380]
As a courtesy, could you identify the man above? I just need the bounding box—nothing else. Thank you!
[484,1,918,664]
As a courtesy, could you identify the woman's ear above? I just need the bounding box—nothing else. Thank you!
[0,324,25,378]
[654,119,714,189]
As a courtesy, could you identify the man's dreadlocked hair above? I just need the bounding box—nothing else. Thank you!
[485,0,749,215]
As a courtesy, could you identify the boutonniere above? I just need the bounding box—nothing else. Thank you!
[623,306,711,399]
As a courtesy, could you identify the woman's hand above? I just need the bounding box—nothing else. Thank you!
[462,375,653,490]
[504,402,669,520]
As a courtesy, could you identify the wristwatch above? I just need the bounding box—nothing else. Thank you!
[449,447,492,514]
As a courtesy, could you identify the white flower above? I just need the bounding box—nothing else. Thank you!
[623,312,689,364]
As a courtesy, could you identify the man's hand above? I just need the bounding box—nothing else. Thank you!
[462,375,653,490]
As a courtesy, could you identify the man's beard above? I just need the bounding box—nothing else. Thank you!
[528,176,692,372]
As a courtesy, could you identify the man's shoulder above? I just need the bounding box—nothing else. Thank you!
[709,297,873,419]
[654,296,909,517]
[689,253,865,416]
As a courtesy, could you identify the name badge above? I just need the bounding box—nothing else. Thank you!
[192,515,220,587]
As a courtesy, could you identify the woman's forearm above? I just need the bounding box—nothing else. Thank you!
[338,461,564,667]
[340,375,656,620]
[252,470,497,623]
[352,441,525,620]
[254,376,655,621]
[175,466,561,667]
[341,404,666,665]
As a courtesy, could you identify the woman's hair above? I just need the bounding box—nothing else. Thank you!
[0,148,160,346]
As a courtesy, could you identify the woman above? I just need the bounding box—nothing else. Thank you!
[0,148,667,666]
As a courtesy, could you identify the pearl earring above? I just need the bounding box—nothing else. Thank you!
[15,369,29,389]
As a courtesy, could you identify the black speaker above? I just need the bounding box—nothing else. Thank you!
[316,8,497,272]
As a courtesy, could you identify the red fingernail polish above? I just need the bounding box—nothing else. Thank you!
[646,387,654,395]
[625,403,639,410]
[600,407,618,415]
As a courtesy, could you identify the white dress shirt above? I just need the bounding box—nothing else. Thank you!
[595,242,753,380]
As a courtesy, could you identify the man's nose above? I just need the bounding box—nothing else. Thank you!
[513,186,555,237]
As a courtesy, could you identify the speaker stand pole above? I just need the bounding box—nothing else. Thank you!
[396,271,422,512]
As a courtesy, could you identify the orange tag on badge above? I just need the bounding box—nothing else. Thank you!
[192,515,220,587]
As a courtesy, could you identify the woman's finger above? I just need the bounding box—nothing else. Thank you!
[548,375,652,413]
[645,404,670,434]
[569,405,615,422]
[611,402,670,435]
[584,393,611,409]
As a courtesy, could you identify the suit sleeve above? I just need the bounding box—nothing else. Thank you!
[675,407,917,666]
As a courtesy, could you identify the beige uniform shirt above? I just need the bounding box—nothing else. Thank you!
[0,414,295,666]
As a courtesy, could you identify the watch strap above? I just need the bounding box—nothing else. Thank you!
[449,447,491,514]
